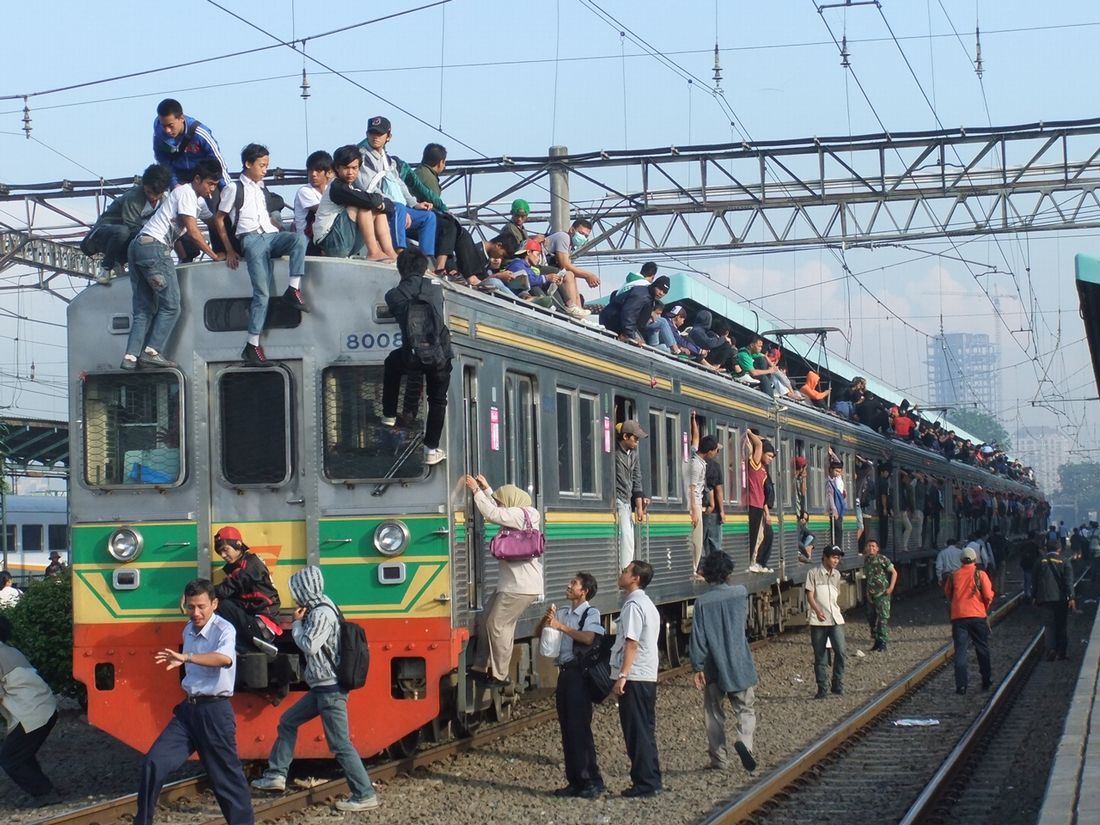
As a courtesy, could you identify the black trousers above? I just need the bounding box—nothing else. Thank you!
[556,666,602,788]
[0,710,57,797]
[136,699,253,825]
[381,350,452,450]
[1042,601,1070,657]
[618,680,661,793]
[830,516,844,548]
[878,513,890,551]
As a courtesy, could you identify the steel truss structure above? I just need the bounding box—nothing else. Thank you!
[4,117,1100,294]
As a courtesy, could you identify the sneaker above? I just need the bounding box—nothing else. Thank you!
[425,447,446,466]
[242,343,270,366]
[282,286,309,312]
[813,687,828,700]
[138,351,176,369]
[335,795,380,811]
[747,563,763,573]
[577,783,606,799]
[251,774,286,792]
[94,266,112,284]
[564,304,592,319]
[120,356,138,371]
[380,416,397,427]
[759,566,774,573]
[553,786,580,798]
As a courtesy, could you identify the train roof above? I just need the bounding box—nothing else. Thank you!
[0,494,67,514]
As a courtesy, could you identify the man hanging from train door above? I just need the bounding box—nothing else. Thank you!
[615,421,648,572]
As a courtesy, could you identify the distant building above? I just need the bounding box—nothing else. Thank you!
[926,333,999,414]
[1014,425,1070,494]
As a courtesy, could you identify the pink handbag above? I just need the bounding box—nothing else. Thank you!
[489,508,546,561]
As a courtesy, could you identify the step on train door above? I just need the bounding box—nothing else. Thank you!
[206,361,311,599]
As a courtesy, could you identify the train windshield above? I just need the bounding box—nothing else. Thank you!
[82,373,183,487]
[322,366,425,481]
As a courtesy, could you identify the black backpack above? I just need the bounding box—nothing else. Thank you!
[402,280,450,369]
[211,179,287,255]
[575,607,615,703]
[319,604,370,691]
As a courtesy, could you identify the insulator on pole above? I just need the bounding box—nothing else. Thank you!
[974,26,985,79]
[22,97,32,139]
[840,35,851,68]
[712,43,723,91]
[300,68,311,99]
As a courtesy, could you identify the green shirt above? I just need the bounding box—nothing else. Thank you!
[735,347,756,375]
[863,553,895,598]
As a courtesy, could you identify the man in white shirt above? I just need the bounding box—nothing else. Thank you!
[805,545,847,699]
[213,144,309,366]
[293,150,334,238]
[535,572,606,799]
[610,561,662,798]
[121,158,225,370]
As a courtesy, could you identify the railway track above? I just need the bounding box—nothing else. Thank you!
[701,575,1092,825]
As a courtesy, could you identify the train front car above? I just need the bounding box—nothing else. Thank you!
[68,256,463,759]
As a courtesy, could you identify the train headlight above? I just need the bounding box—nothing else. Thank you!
[373,521,410,557]
[108,527,144,562]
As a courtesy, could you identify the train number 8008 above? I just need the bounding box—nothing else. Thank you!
[345,332,403,350]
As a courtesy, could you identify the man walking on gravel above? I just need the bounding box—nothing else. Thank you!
[806,545,847,699]
[862,539,897,652]
[1034,539,1076,661]
[689,552,758,773]
[610,561,663,798]
[945,547,994,695]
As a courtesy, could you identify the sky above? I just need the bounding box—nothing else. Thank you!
[2,0,1100,487]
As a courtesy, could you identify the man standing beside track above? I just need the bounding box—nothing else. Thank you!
[135,579,253,825]
[610,561,662,798]
[689,552,758,773]
[945,547,994,695]
[862,539,897,653]
[1034,539,1076,661]
[805,546,847,699]
[535,572,606,799]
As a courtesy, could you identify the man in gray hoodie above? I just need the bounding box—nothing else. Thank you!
[251,566,378,811]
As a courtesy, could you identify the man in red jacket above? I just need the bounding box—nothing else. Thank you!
[944,547,995,695]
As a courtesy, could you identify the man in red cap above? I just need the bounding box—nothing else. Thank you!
[212,526,282,656]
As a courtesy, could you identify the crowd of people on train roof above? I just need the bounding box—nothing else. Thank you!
[81,101,1034,485]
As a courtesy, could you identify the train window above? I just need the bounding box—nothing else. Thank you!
[579,393,600,496]
[556,389,575,494]
[664,412,681,503]
[203,298,302,332]
[504,373,539,498]
[321,366,425,481]
[720,426,740,506]
[556,388,600,497]
[220,370,292,486]
[48,524,68,552]
[3,526,13,554]
[614,394,636,424]
[22,524,43,552]
[83,373,184,487]
[648,410,664,499]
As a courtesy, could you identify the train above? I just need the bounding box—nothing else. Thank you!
[66,257,1044,759]
[0,494,68,583]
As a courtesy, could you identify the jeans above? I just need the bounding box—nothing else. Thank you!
[391,204,437,256]
[810,624,846,692]
[951,617,991,690]
[264,688,374,800]
[320,210,364,258]
[381,350,451,450]
[644,317,678,350]
[702,512,723,556]
[703,684,756,768]
[241,231,308,335]
[81,223,136,268]
[125,235,180,357]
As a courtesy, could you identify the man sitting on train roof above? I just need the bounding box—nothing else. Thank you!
[311,144,397,261]
[541,218,601,319]
[800,370,831,409]
[358,116,439,263]
[650,304,700,357]
[81,164,172,285]
[615,261,658,295]
[598,275,671,345]
[500,199,545,249]
[500,239,553,301]
[120,158,225,371]
[212,143,309,368]
[467,233,521,290]
[687,311,745,378]
[735,336,780,394]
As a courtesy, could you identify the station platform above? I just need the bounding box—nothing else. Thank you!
[1037,594,1100,825]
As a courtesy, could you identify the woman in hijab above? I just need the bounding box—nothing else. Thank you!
[462,473,544,686]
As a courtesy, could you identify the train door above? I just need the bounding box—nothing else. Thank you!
[461,362,483,610]
[613,394,644,562]
[207,361,310,595]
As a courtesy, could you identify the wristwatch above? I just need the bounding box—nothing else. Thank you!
[617,672,628,680]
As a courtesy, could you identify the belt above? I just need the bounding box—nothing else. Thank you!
[186,695,229,705]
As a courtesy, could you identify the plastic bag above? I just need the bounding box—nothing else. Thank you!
[539,625,562,658]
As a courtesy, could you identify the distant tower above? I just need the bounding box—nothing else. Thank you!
[926,332,1000,414]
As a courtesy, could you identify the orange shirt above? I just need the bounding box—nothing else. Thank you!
[944,564,994,620]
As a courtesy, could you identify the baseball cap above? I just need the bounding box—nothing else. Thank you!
[511,198,530,216]
[521,239,541,255]
[620,420,647,438]
[214,526,243,543]
[823,545,845,558]
[366,115,392,134]
[961,547,978,562]
[652,275,671,292]
[794,455,807,469]
[49,551,62,560]
[667,304,685,318]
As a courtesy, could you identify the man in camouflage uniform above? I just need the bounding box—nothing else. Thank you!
[862,539,897,652]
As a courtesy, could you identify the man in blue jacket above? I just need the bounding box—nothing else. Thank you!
[599,276,670,345]
[689,551,758,773]
[153,98,229,188]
